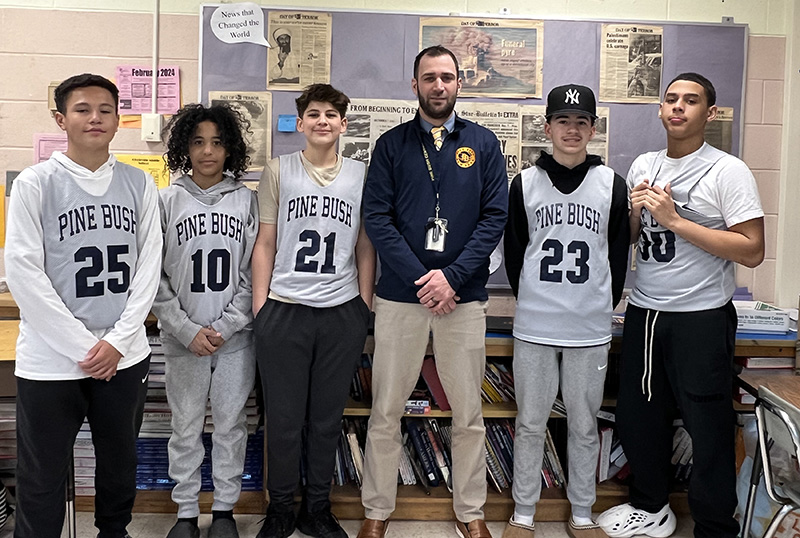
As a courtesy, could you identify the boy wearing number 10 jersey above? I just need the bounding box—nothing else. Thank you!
[252,84,375,538]
[153,103,258,538]
[503,84,629,538]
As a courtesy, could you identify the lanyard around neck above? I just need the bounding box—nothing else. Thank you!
[420,140,442,218]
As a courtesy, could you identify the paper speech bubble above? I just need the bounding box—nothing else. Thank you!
[210,3,270,48]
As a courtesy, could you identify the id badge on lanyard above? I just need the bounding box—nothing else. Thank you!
[421,140,449,251]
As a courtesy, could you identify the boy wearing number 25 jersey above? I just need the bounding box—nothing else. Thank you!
[503,84,629,538]
[5,74,162,538]
[153,103,258,538]
[252,84,375,538]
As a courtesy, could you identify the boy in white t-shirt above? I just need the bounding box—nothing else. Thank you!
[598,73,764,538]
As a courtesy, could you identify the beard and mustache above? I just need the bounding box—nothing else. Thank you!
[417,91,457,122]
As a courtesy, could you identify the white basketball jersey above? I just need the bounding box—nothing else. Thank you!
[270,152,365,307]
[629,144,744,311]
[40,162,146,330]
[160,180,255,326]
[514,165,614,346]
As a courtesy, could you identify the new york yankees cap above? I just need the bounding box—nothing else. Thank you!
[546,84,597,119]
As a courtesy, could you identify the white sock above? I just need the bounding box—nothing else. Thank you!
[571,516,595,526]
[512,512,534,527]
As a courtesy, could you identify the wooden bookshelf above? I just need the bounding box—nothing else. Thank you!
[326,481,690,521]
[0,293,793,519]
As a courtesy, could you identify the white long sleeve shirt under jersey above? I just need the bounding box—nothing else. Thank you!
[5,152,162,380]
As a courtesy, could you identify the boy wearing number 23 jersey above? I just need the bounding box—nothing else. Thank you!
[252,84,375,538]
[598,74,764,538]
[503,84,628,538]
[5,74,162,538]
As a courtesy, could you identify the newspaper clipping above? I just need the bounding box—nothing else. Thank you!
[419,17,544,99]
[208,91,272,172]
[519,105,610,170]
[341,99,419,165]
[267,11,332,91]
[705,106,734,154]
[456,102,520,182]
[600,24,663,103]
[343,99,610,183]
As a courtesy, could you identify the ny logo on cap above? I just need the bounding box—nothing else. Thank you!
[565,88,580,105]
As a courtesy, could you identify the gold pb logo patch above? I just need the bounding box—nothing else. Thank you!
[455,147,476,168]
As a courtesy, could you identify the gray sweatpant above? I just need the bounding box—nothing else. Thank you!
[511,339,609,519]
[164,331,256,518]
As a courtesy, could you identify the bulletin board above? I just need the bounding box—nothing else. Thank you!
[199,6,748,289]
[199,5,748,176]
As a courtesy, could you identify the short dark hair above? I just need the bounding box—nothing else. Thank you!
[162,103,251,179]
[413,45,460,80]
[295,84,350,118]
[666,72,716,107]
[54,73,119,113]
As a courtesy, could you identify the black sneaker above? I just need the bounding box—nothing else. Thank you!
[166,520,200,538]
[256,506,296,538]
[296,508,348,538]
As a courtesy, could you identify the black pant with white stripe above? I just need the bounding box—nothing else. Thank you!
[616,302,739,538]
[15,356,150,538]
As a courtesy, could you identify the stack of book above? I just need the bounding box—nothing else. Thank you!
[331,416,568,494]
[74,421,96,495]
[349,354,373,403]
[481,362,515,404]
[0,399,16,488]
[596,426,627,482]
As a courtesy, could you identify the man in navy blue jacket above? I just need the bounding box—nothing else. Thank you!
[357,45,508,538]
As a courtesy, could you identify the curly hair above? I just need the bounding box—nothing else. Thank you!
[162,103,251,179]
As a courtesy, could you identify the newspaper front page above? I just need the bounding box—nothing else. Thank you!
[600,24,663,103]
[267,11,332,91]
[341,99,419,165]
[420,17,544,99]
[519,106,611,170]
[456,102,520,182]
[208,91,272,172]
[705,107,734,154]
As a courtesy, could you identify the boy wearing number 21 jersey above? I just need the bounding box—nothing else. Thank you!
[503,84,629,538]
[5,74,162,538]
[252,84,375,538]
[153,103,258,538]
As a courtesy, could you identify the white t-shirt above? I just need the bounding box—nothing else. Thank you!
[628,143,763,311]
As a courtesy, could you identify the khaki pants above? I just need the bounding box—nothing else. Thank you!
[361,297,488,522]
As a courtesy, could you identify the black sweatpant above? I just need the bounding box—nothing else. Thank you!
[256,296,370,512]
[616,303,739,538]
[15,356,150,538]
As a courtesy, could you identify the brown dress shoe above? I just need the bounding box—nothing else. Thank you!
[357,518,388,538]
[455,519,493,538]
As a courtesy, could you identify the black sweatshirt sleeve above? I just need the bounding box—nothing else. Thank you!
[608,173,630,308]
[503,173,529,299]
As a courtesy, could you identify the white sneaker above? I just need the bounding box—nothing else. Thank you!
[596,503,676,537]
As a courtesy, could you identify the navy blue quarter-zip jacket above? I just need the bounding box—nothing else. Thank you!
[363,113,508,304]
